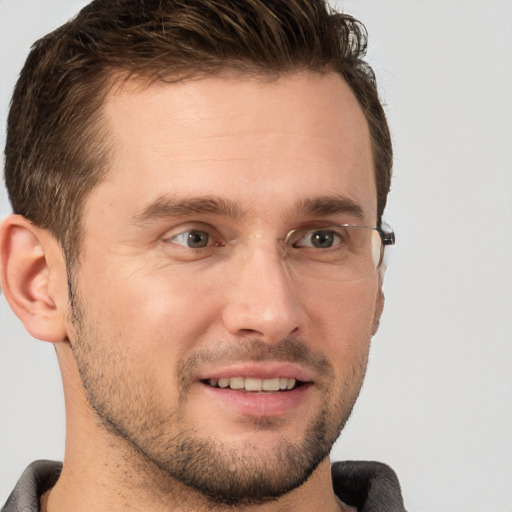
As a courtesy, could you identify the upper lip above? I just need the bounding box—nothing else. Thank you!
[196,362,314,383]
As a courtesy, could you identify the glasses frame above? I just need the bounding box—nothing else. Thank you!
[280,222,396,281]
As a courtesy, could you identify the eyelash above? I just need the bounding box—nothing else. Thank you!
[161,224,226,259]
[161,224,348,257]
[167,229,214,247]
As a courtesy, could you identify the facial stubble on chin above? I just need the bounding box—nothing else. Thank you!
[67,287,369,507]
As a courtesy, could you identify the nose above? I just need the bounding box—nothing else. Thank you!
[221,242,307,344]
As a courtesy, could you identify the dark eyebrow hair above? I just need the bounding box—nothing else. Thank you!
[294,195,368,222]
[132,194,368,226]
[131,195,247,224]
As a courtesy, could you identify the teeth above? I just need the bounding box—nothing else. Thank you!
[218,378,230,388]
[208,377,299,391]
[262,378,280,391]
[229,377,245,390]
[245,377,262,391]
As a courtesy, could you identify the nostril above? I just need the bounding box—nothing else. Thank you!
[238,328,261,336]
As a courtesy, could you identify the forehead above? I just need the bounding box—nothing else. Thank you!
[88,71,376,227]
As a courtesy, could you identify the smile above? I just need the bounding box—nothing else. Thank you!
[206,377,299,391]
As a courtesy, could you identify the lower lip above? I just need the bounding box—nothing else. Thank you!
[200,382,312,417]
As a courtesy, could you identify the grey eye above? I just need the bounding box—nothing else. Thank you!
[171,230,210,248]
[311,230,335,248]
[297,230,342,249]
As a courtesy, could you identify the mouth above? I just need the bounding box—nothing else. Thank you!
[195,363,315,417]
[203,376,302,392]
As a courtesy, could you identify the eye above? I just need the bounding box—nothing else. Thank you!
[294,229,344,249]
[168,229,212,249]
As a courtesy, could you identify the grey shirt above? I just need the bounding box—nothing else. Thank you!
[2,460,406,512]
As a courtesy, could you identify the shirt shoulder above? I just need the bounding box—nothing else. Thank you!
[1,460,62,512]
[332,460,407,512]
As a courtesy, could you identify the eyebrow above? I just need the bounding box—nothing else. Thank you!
[132,195,247,224]
[132,193,368,226]
[293,195,367,222]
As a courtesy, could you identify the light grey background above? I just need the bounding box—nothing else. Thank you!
[1,1,511,510]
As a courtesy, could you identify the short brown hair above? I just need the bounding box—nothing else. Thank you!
[5,0,392,262]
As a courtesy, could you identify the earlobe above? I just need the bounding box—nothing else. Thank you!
[0,215,68,343]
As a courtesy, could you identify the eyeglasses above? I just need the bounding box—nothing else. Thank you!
[170,222,395,283]
[281,223,395,282]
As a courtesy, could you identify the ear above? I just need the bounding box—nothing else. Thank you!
[0,215,69,343]
[371,281,385,336]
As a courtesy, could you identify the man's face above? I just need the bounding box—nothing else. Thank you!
[67,72,382,504]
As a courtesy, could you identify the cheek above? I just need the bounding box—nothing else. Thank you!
[78,263,227,364]
[304,278,378,355]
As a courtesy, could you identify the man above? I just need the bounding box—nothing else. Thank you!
[0,0,405,511]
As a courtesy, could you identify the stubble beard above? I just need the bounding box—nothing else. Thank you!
[67,287,368,507]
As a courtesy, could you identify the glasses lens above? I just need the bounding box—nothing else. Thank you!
[285,225,383,282]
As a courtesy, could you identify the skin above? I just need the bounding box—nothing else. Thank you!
[1,71,381,512]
